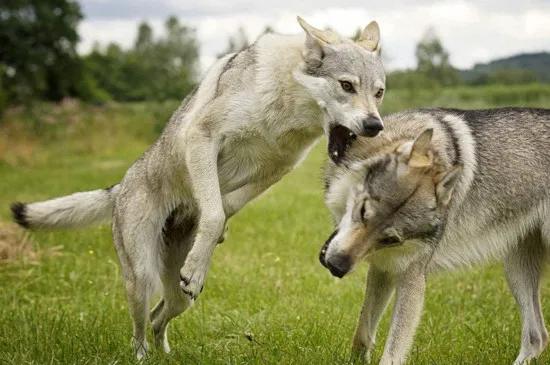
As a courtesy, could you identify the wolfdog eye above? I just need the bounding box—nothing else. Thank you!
[359,201,369,222]
[375,88,384,98]
[379,236,400,245]
[339,81,355,93]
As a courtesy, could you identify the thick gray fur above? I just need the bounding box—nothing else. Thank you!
[322,107,550,365]
[10,17,386,359]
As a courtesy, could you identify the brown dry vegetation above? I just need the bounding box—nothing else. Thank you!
[0,221,63,264]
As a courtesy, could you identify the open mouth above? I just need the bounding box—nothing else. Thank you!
[319,240,329,268]
[328,125,357,164]
[319,230,339,267]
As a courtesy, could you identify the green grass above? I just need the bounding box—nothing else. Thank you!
[1,92,550,364]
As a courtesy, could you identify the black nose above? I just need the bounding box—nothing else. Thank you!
[326,254,352,278]
[361,116,384,137]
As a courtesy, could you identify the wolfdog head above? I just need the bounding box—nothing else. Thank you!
[320,129,463,277]
[293,17,386,161]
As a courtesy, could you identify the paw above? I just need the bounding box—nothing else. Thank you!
[513,355,534,365]
[162,340,171,354]
[352,335,374,363]
[513,349,539,365]
[180,275,204,300]
[514,330,548,364]
[180,263,205,300]
[351,344,372,363]
[152,322,171,354]
[379,355,405,365]
[132,338,149,361]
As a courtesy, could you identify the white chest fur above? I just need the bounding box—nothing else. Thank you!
[217,118,322,194]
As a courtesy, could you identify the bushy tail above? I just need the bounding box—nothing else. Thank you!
[11,184,120,229]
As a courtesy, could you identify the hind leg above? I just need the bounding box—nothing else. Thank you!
[150,217,195,353]
[113,198,164,360]
[126,275,156,360]
[504,229,548,365]
[150,282,193,353]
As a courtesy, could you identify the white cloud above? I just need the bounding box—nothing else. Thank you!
[78,1,550,76]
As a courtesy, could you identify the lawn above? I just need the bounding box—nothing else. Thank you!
[1,93,550,364]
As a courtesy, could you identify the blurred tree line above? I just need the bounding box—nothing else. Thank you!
[0,0,545,116]
[1,0,87,109]
[86,17,198,102]
[1,0,199,112]
[382,28,539,90]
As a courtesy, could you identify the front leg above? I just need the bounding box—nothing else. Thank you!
[179,131,225,300]
[222,177,283,218]
[379,264,426,365]
[352,266,395,362]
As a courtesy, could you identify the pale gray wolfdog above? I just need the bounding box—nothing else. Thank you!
[321,107,550,365]
[10,17,386,358]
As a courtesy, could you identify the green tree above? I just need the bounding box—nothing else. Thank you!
[0,66,6,115]
[135,22,154,51]
[84,15,199,102]
[130,22,156,100]
[415,28,458,87]
[0,0,92,103]
[84,43,126,100]
[152,16,199,100]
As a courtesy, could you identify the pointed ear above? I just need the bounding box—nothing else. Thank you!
[397,129,434,168]
[408,129,434,168]
[436,164,462,207]
[297,17,342,70]
[356,21,381,54]
[297,17,323,70]
[297,16,341,45]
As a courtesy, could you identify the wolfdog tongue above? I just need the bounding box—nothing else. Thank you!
[328,125,356,164]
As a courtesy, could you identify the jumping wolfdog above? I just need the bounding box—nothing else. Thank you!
[11,17,386,358]
[321,107,550,364]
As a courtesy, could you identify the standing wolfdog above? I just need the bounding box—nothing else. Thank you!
[321,108,550,364]
[10,17,386,358]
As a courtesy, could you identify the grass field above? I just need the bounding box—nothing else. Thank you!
[1,90,550,364]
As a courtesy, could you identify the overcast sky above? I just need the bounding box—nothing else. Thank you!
[77,0,550,74]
